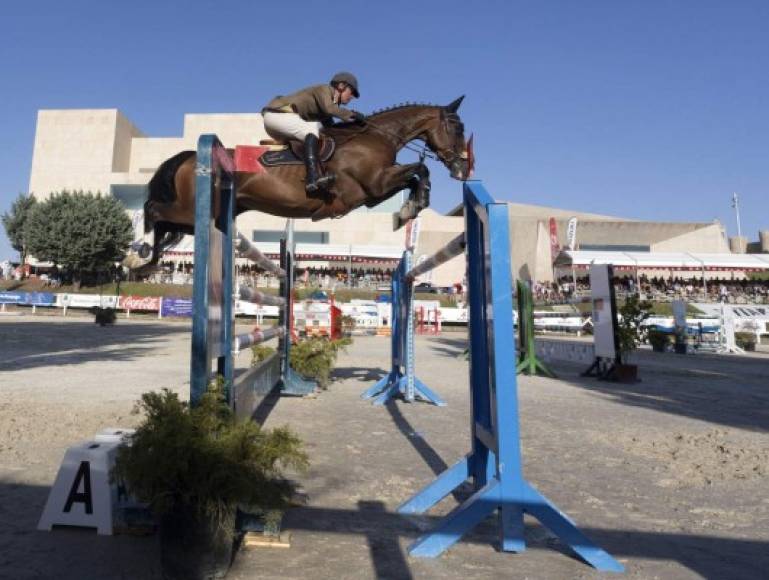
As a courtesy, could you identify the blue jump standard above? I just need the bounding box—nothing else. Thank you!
[361,251,446,406]
[368,180,623,572]
[190,134,316,411]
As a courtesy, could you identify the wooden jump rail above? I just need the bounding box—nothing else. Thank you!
[405,233,465,280]
[234,326,286,353]
[235,232,286,278]
[237,286,287,307]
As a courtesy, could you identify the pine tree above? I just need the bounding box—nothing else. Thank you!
[1,193,37,266]
[25,191,133,287]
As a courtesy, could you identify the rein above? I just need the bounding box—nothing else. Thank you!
[365,118,439,160]
[340,114,441,161]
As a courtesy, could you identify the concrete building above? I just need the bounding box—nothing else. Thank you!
[28,108,763,285]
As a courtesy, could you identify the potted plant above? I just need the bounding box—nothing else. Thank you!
[734,331,757,352]
[673,328,689,354]
[340,314,356,337]
[112,382,307,580]
[91,306,116,326]
[615,295,651,382]
[648,328,671,352]
[289,337,351,389]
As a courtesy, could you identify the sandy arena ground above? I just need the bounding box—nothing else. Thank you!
[1,314,768,579]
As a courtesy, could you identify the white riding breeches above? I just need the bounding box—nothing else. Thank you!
[263,112,321,142]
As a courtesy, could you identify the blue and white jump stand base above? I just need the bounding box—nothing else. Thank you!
[380,181,623,572]
[363,372,446,406]
[361,251,445,406]
[280,367,317,396]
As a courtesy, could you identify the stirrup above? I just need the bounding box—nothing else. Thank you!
[306,173,336,195]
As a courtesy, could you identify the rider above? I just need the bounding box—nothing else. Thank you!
[262,72,365,196]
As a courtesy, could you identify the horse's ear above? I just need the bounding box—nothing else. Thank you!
[445,95,465,114]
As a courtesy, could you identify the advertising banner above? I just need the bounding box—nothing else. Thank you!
[671,300,687,335]
[405,217,421,251]
[119,296,162,312]
[57,294,118,309]
[0,291,24,304]
[589,264,617,359]
[566,217,578,250]
[160,297,193,317]
[0,291,56,306]
[549,217,560,262]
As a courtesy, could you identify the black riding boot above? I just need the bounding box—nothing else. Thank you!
[303,134,335,196]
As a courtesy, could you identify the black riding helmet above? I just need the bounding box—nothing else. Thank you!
[330,72,360,98]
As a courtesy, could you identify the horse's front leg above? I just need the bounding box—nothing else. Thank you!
[373,163,431,229]
[408,163,431,211]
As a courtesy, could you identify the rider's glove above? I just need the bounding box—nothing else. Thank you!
[350,111,366,124]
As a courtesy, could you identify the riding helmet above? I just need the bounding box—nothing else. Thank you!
[330,72,359,98]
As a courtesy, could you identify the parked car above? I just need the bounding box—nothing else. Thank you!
[414,282,439,294]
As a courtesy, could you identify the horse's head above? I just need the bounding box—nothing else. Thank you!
[425,96,474,180]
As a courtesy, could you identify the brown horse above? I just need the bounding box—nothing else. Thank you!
[130,96,472,271]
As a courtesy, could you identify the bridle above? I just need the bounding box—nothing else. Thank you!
[361,110,465,166]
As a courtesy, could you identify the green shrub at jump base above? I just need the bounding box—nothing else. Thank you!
[112,382,307,580]
[289,337,351,389]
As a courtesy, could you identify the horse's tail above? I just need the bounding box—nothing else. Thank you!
[144,150,195,233]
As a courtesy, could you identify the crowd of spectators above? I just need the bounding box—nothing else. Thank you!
[144,260,769,306]
[236,265,395,291]
[146,261,397,289]
[536,274,769,305]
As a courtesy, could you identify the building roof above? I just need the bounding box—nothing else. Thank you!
[447,200,624,221]
[554,250,769,271]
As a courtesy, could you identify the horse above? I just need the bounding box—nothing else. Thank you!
[129,96,473,272]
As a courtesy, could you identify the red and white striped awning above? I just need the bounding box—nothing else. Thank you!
[162,237,401,264]
[554,250,769,271]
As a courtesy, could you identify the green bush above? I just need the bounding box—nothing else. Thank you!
[289,337,351,389]
[250,344,276,365]
[112,382,308,534]
[617,295,652,359]
[648,329,671,351]
[734,332,757,350]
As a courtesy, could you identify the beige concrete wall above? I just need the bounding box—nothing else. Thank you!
[30,109,272,198]
[760,231,769,252]
[29,109,123,197]
[183,113,268,147]
[128,137,187,175]
[112,111,144,172]
[729,236,748,253]
[504,201,623,221]
[651,224,730,253]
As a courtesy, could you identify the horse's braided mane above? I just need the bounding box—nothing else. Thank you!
[369,102,440,116]
[324,102,441,144]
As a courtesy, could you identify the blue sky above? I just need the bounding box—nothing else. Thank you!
[1,0,767,261]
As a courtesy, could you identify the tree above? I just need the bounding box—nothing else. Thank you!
[1,193,37,265]
[25,191,133,287]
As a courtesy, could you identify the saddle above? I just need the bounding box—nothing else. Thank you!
[258,137,336,167]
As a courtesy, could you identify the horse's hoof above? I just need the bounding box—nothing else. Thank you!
[122,254,147,270]
[138,243,152,259]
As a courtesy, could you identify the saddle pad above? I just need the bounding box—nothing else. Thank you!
[234,146,269,174]
[260,138,336,167]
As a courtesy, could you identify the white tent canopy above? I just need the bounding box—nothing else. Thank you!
[162,235,402,263]
[554,250,769,271]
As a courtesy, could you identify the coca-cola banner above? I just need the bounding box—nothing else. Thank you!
[119,296,162,312]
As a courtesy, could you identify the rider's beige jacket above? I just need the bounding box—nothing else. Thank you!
[263,84,355,125]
